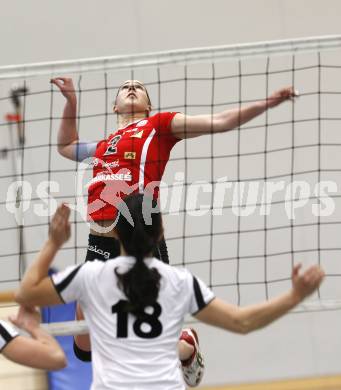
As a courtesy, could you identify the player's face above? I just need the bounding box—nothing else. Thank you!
[114,80,151,115]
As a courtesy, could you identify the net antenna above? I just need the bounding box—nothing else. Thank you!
[5,84,29,278]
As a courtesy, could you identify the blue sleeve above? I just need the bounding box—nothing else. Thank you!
[74,142,97,162]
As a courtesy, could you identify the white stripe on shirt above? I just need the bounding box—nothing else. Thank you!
[139,129,156,193]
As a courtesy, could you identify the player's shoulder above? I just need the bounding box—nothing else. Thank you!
[80,259,110,278]
[83,258,119,272]
[147,111,178,123]
[78,259,121,287]
[151,259,192,284]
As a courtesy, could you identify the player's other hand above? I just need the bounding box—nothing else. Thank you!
[267,86,299,108]
[291,263,324,301]
[50,77,76,102]
[49,203,71,247]
[9,305,41,333]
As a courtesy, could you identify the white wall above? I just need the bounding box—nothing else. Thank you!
[0,0,341,387]
[0,0,340,66]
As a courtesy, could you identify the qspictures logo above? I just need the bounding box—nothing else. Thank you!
[5,157,339,232]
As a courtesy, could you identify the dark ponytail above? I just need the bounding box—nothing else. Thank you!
[114,194,162,317]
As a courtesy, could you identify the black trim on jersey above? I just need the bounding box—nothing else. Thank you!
[73,341,92,362]
[0,323,18,352]
[0,323,14,343]
[191,277,216,315]
[193,276,206,310]
[50,265,83,304]
[192,296,216,316]
[50,276,66,304]
[0,335,19,353]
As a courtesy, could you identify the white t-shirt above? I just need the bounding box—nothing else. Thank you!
[0,320,19,352]
[51,256,215,390]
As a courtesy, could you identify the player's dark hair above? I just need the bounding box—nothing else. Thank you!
[114,193,162,317]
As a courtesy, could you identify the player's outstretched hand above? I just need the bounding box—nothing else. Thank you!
[49,203,71,247]
[50,77,76,102]
[291,263,324,301]
[267,86,299,108]
[9,305,41,333]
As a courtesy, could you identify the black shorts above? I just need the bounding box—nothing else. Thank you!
[74,233,170,362]
[85,234,170,264]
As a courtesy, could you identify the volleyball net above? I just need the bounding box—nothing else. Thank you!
[1,35,341,335]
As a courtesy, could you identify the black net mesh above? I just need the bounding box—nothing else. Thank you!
[1,49,341,312]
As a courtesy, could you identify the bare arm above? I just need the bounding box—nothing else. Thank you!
[2,306,66,370]
[51,78,97,162]
[51,78,79,160]
[171,87,298,139]
[3,333,66,370]
[195,264,324,334]
[15,204,71,307]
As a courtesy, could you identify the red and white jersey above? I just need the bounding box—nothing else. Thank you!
[51,256,215,390]
[88,112,179,221]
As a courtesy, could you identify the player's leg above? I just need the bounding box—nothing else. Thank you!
[179,328,205,387]
[73,305,92,361]
[153,237,204,386]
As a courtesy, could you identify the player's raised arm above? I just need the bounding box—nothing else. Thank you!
[171,86,298,139]
[51,77,78,160]
[195,263,324,334]
[51,77,97,162]
[2,306,66,370]
[15,204,71,307]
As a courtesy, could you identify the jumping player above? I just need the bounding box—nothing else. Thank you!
[1,305,66,370]
[51,77,297,385]
[15,201,324,390]
[52,77,297,262]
